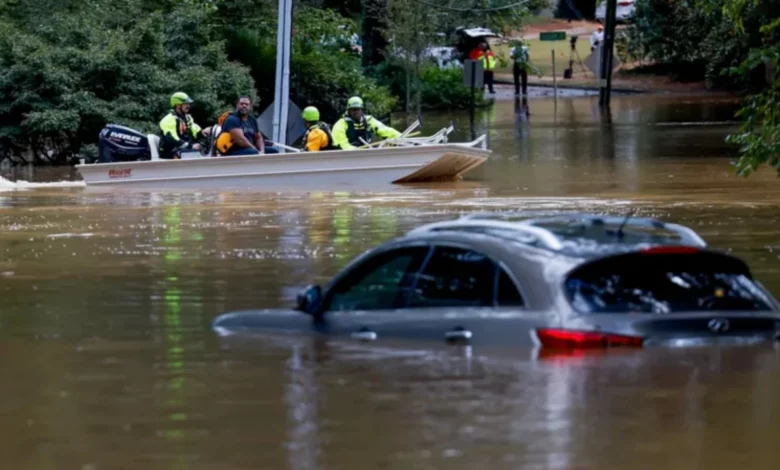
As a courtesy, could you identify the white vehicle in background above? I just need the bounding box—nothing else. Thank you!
[419,27,504,70]
[595,0,636,22]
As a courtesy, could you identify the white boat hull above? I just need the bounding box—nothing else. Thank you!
[75,143,491,190]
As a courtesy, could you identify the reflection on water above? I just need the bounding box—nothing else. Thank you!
[1,94,780,469]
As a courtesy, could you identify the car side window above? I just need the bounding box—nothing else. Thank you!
[407,246,515,308]
[325,246,430,312]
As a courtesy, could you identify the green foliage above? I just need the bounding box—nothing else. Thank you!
[291,44,398,121]
[631,0,732,83]
[222,5,396,124]
[418,67,485,110]
[0,0,253,161]
[374,60,487,110]
[630,0,780,86]
[727,87,780,176]
[719,0,780,176]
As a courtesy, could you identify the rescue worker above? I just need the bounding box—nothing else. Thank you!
[331,97,401,150]
[217,96,278,156]
[510,39,530,96]
[471,42,496,94]
[301,106,334,152]
[159,92,210,159]
[591,25,604,52]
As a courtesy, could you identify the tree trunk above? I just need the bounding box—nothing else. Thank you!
[405,66,411,113]
[361,0,389,68]
[414,53,422,115]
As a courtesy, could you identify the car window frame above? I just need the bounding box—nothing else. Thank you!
[408,242,527,309]
[317,243,433,314]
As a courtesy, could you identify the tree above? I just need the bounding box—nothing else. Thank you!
[0,0,253,162]
[719,0,780,175]
[220,3,397,123]
[384,0,441,113]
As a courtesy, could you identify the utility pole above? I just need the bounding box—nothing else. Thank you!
[272,0,293,150]
[598,0,617,106]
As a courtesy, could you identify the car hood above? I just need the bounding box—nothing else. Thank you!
[212,308,311,335]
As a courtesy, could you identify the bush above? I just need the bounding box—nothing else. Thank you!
[373,59,486,111]
[630,0,780,87]
[0,1,253,162]
[419,67,484,110]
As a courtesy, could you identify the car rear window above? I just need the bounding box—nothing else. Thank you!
[564,251,775,314]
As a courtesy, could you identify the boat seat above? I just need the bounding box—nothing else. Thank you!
[147,134,160,160]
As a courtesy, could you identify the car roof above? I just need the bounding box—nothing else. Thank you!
[403,212,708,259]
[326,213,726,311]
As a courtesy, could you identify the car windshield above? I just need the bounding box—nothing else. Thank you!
[565,252,775,314]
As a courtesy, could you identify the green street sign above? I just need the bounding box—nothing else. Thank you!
[539,31,566,41]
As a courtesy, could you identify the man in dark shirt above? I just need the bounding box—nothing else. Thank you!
[218,96,278,156]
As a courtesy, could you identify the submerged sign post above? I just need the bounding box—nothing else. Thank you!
[463,59,483,138]
[463,59,484,90]
[539,32,566,99]
[463,59,483,117]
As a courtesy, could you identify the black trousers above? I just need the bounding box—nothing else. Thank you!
[513,63,528,96]
[483,70,495,93]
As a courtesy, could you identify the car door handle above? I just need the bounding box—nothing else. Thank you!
[351,327,378,342]
[445,325,472,344]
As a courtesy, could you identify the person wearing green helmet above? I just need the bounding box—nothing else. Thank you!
[300,106,335,152]
[158,92,210,159]
[331,96,401,150]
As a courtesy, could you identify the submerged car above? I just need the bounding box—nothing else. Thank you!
[212,213,780,349]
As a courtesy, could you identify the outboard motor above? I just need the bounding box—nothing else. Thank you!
[97,124,153,163]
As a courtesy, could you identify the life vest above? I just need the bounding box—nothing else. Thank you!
[344,115,373,146]
[479,51,496,71]
[215,111,259,155]
[158,111,200,158]
[302,122,335,151]
[514,46,529,64]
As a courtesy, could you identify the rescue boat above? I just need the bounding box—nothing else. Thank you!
[75,120,490,190]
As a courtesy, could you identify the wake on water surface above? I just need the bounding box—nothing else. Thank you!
[0,175,86,191]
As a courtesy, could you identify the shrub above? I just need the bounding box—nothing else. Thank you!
[0,2,253,162]
[373,59,486,111]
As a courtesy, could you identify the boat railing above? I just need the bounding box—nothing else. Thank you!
[450,134,487,149]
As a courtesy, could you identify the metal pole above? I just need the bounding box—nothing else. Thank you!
[272,0,293,151]
[470,61,476,111]
[552,49,557,99]
[599,0,617,106]
[469,61,476,141]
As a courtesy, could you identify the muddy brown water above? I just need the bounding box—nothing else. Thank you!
[2,93,780,469]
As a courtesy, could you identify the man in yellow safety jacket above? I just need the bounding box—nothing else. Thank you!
[470,42,496,94]
[158,92,210,159]
[331,96,401,150]
[301,106,335,152]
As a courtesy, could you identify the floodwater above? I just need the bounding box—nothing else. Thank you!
[2,91,780,469]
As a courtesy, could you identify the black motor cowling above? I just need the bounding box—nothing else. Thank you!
[98,124,152,163]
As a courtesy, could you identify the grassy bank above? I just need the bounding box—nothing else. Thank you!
[492,37,595,77]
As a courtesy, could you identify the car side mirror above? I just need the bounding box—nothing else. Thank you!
[296,285,322,315]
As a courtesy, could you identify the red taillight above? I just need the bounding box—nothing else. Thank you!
[641,246,699,255]
[536,328,643,349]
[618,1,632,5]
